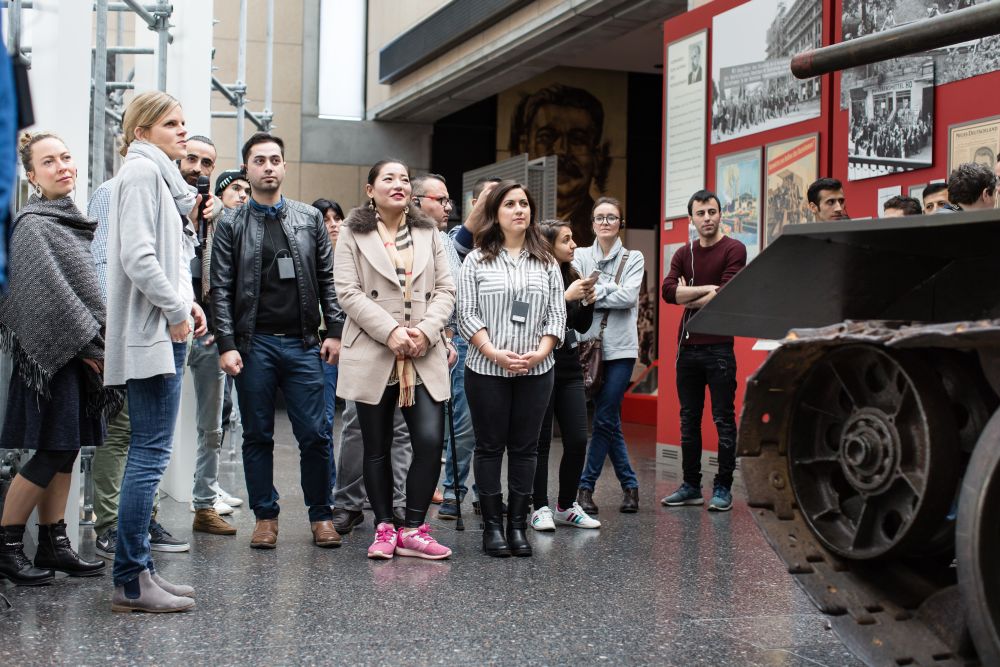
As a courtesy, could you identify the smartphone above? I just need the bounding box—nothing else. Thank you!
[587,270,601,283]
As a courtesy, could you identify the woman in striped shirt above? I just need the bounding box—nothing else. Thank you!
[457,181,566,558]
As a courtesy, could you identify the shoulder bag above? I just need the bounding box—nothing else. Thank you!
[578,250,629,400]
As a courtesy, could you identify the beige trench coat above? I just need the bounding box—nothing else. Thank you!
[333,206,455,405]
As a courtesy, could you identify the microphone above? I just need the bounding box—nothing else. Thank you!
[195,175,211,243]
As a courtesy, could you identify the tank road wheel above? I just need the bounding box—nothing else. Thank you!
[957,409,1000,665]
[787,345,959,560]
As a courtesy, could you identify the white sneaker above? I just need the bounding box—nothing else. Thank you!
[530,506,555,532]
[215,487,243,508]
[189,497,234,516]
[554,502,601,529]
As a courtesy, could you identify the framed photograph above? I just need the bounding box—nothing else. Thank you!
[877,185,902,217]
[711,0,822,144]
[948,115,1000,174]
[842,0,1000,89]
[664,30,708,219]
[848,56,934,181]
[908,183,925,203]
[713,148,761,261]
[763,133,818,249]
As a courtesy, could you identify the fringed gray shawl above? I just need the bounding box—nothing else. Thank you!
[0,195,123,419]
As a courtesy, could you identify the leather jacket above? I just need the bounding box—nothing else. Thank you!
[210,198,345,354]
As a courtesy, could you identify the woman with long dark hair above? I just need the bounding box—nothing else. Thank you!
[530,220,600,531]
[457,181,566,557]
[335,160,455,560]
[0,132,117,586]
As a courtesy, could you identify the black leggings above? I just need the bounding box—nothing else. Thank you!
[466,368,554,497]
[19,449,79,488]
[356,383,443,528]
[533,374,589,510]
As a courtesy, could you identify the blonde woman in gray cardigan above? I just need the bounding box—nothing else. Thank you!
[571,196,645,516]
[105,91,206,614]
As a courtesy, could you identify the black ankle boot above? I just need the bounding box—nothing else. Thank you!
[35,520,105,577]
[0,525,55,586]
[506,493,532,557]
[620,487,639,514]
[479,493,510,558]
[577,488,598,515]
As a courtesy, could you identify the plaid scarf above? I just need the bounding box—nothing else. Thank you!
[376,213,417,407]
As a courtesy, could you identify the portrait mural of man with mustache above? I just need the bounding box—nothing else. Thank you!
[508,83,613,247]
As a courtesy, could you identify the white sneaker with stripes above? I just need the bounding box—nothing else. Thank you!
[530,506,555,532]
[554,502,601,529]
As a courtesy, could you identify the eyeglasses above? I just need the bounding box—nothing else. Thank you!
[415,195,453,209]
[593,215,620,225]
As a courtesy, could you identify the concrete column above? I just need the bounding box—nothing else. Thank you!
[134,0,213,135]
[134,1,214,503]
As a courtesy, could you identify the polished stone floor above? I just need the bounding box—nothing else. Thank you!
[0,413,863,667]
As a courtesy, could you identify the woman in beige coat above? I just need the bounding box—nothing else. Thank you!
[335,159,455,560]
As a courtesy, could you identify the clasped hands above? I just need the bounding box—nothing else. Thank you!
[486,346,545,375]
[387,326,431,358]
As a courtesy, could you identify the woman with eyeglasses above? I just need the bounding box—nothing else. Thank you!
[573,197,645,516]
[457,181,566,557]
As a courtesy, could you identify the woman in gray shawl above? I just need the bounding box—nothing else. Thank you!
[0,132,117,586]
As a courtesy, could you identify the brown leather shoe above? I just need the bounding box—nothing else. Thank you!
[310,520,342,548]
[250,519,278,549]
[193,509,236,536]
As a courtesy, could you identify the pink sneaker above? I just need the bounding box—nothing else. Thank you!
[367,522,398,559]
[395,524,452,560]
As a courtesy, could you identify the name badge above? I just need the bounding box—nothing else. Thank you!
[510,299,529,323]
[277,256,296,280]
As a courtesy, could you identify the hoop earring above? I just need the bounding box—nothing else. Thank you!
[368,197,375,210]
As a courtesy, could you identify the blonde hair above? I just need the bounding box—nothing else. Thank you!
[119,91,180,157]
[18,131,63,173]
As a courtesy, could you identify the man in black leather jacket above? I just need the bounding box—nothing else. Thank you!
[210,132,345,551]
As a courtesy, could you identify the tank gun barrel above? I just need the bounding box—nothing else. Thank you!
[791,3,1000,79]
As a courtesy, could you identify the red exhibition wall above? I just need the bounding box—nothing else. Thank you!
[655,0,1000,451]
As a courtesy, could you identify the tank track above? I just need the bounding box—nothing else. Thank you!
[738,320,1000,667]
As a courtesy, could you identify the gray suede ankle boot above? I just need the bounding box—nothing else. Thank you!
[111,569,195,613]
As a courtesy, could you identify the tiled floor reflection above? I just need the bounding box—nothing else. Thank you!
[0,415,862,666]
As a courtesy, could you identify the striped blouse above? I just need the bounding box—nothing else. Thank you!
[458,247,567,377]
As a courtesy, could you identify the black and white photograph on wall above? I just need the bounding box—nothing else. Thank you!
[841,0,1000,94]
[711,0,823,144]
[848,56,935,181]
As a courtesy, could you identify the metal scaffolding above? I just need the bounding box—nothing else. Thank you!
[3,0,275,188]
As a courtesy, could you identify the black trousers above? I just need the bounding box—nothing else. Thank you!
[465,368,554,497]
[676,343,738,489]
[356,383,443,528]
[532,374,589,510]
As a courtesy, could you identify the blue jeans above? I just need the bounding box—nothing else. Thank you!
[441,336,477,502]
[113,342,186,587]
[235,335,333,522]
[579,357,638,491]
[323,359,338,490]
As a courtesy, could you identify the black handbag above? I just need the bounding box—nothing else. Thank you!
[578,250,629,399]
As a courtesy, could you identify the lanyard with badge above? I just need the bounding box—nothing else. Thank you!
[264,215,296,280]
[503,250,530,324]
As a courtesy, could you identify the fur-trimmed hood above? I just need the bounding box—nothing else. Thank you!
[344,205,439,234]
